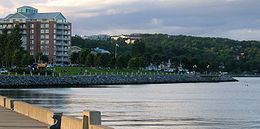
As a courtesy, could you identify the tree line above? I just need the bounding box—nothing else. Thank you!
[0,25,50,68]
[0,25,32,67]
[71,34,260,74]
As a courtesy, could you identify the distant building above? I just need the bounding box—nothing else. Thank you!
[91,47,110,55]
[82,34,110,40]
[0,6,72,64]
[111,34,142,44]
[111,36,120,40]
[71,46,82,53]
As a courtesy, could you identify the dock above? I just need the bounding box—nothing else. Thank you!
[0,96,113,129]
[0,106,48,129]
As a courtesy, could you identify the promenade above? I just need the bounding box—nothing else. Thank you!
[0,106,48,129]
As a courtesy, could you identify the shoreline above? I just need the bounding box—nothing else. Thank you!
[0,74,238,88]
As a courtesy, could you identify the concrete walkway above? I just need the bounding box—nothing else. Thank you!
[0,106,49,129]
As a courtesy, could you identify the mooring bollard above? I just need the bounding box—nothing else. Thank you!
[59,73,61,77]
[15,72,17,76]
[30,72,33,76]
[38,73,40,76]
[23,72,25,76]
[52,72,55,76]
[8,72,10,76]
[45,72,47,76]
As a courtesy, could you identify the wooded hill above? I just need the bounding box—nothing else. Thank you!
[71,34,260,74]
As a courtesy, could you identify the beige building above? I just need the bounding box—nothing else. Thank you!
[0,6,72,64]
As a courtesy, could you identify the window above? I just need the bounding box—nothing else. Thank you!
[41,46,44,50]
[30,52,34,55]
[53,24,56,28]
[53,35,56,39]
[45,24,49,28]
[45,35,49,39]
[30,35,34,39]
[54,46,56,50]
[41,29,44,33]
[45,52,49,55]
[30,40,34,44]
[45,46,49,50]
[46,40,49,44]
[30,46,34,50]
[40,40,45,44]
[41,35,45,39]
[31,30,34,34]
[41,24,44,28]
[54,51,56,55]
[30,24,34,28]
[53,40,56,44]
[54,29,56,33]
[45,29,49,33]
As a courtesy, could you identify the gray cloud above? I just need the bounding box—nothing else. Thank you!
[1,0,260,40]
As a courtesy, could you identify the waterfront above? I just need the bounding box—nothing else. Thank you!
[0,77,259,129]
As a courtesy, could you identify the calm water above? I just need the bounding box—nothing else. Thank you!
[0,77,259,129]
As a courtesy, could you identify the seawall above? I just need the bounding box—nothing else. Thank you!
[0,74,237,88]
[0,95,113,129]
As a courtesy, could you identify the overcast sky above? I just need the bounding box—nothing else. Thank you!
[0,0,260,41]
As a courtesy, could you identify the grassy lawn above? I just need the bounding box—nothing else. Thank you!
[48,67,173,76]
[0,67,175,76]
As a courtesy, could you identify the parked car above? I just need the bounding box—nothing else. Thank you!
[0,68,8,73]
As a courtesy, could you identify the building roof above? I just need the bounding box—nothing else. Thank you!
[93,47,111,54]
[2,12,65,20]
[17,6,37,10]
[19,12,62,19]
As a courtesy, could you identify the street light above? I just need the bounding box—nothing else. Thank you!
[115,43,119,69]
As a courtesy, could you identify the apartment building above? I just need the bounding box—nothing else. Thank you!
[0,6,71,64]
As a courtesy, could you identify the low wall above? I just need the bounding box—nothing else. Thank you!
[0,96,5,107]
[0,74,237,88]
[91,125,114,129]
[0,96,114,129]
[13,101,58,125]
[61,116,82,129]
[5,98,14,110]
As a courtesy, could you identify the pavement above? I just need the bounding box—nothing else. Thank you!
[0,106,49,129]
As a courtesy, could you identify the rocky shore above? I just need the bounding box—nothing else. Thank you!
[0,74,237,88]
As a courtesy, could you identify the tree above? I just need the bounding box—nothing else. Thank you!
[117,52,131,69]
[70,52,79,64]
[36,52,49,63]
[85,53,95,67]
[132,40,145,57]
[12,49,23,67]
[21,53,32,66]
[138,56,148,68]
[0,28,8,66]
[128,57,139,69]
[96,54,110,67]
[5,25,23,66]
[108,55,116,68]
[78,48,89,65]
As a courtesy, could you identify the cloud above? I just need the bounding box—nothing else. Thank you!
[1,0,260,40]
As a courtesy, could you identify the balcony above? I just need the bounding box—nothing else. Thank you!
[56,42,62,46]
[56,58,69,62]
[57,48,63,51]
[56,37,64,40]
[57,53,69,57]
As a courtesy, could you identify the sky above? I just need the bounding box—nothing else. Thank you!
[0,0,260,41]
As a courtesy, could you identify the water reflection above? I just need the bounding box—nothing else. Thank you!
[0,78,260,129]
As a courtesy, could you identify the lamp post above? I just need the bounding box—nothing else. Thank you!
[115,43,119,69]
[193,64,197,75]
